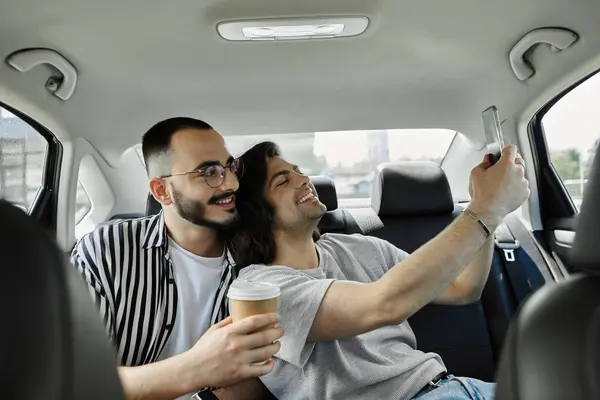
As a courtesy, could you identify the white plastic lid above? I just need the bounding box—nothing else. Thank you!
[227,280,281,301]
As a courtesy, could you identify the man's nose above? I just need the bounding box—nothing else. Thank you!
[294,172,310,187]
[221,167,239,192]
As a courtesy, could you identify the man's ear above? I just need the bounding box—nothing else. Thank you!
[148,177,172,206]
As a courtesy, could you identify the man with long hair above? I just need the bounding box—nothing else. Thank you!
[231,141,530,399]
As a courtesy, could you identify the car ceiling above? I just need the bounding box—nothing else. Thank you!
[1,0,600,165]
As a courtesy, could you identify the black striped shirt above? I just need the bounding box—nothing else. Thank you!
[70,211,235,366]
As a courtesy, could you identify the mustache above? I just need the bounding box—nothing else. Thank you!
[208,191,236,205]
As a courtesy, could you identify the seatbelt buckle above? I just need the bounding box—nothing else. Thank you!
[496,240,520,262]
[428,379,441,388]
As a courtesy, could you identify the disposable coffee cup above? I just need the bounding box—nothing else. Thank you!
[227,280,281,326]
[227,280,281,365]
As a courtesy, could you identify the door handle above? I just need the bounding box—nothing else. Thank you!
[7,48,78,101]
[509,28,578,81]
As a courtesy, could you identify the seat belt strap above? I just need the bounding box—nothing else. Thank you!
[494,213,555,303]
[494,221,520,263]
[504,213,557,282]
[494,224,533,303]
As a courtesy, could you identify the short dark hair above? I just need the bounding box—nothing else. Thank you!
[141,117,213,176]
[231,141,320,269]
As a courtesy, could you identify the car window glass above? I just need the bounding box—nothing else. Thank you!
[0,107,48,212]
[543,72,600,211]
[225,129,456,200]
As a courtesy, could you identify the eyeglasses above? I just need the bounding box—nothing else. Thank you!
[159,158,244,188]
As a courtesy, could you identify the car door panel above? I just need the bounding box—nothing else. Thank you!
[530,69,600,275]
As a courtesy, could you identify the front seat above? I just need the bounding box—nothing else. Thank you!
[0,200,125,400]
[494,151,600,399]
[368,161,498,381]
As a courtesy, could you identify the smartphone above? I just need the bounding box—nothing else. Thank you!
[481,105,505,165]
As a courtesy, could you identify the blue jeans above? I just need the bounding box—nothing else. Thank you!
[413,375,495,399]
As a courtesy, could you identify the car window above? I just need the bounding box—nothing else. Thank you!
[542,72,600,211]
[0,107,49,212]
[226,129,456,200]
[0,105,91,219]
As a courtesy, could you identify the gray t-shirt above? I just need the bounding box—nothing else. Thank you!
[238,233,446,400]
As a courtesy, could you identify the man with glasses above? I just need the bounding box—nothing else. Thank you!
[71,118,283,400]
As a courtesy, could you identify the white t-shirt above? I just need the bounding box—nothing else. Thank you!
[158,238,227,399]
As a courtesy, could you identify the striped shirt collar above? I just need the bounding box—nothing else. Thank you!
[142,211,167,249]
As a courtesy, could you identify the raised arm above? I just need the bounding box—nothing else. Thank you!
[309,145,529,342]
[433,236,495,305]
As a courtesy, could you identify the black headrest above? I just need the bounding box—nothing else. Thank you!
[572,147,600,272]
[311,175,338,211]
[0,200,124,400]
[146,193,161,215]
[495,274,600,400]
[371,161,454,217]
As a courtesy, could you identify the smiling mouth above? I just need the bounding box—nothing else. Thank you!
[213,194,235,207]
[297,191,317,204]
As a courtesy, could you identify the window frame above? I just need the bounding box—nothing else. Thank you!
[0,102,62,230]
[528,68,600,220]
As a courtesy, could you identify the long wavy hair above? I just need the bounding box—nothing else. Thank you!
[231,141,320,269]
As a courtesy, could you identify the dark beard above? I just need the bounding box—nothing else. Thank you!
[171,185,238,230]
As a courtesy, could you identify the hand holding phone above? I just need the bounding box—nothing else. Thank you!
[481,105,505,165]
